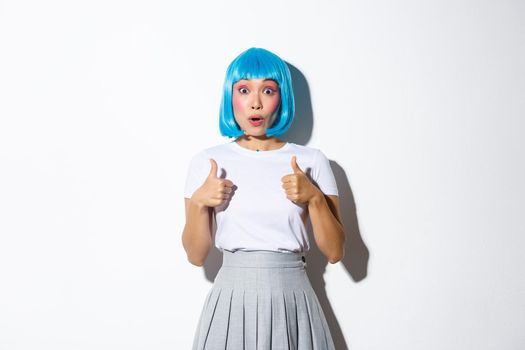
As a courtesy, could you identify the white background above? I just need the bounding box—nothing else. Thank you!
[1,0,524,349]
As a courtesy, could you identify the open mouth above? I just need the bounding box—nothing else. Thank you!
[248,116,264,126]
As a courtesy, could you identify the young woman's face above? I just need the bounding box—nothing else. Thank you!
[232,78,281,137]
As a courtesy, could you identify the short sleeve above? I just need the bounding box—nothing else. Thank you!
[183,151,210,199]
[312,149,338,196]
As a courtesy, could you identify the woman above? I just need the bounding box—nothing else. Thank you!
[182,47,345,349]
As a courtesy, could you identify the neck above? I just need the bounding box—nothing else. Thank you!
[235,135,285,151]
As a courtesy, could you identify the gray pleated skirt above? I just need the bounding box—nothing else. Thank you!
[191,250,336,350]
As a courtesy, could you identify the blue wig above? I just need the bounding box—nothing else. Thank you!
[219,47,295,138]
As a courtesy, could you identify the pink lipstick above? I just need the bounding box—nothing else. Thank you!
[248,115,264,127]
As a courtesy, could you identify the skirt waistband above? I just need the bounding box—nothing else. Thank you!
[222,250,306,268]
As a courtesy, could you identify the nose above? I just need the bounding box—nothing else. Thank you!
[251,94,262,110]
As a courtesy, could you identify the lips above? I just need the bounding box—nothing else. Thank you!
[248,115,264,127]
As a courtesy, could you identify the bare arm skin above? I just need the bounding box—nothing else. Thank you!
[182,159,234,266]
[282,156,345,264]
[182,198,214,266]
[307,194,345,264]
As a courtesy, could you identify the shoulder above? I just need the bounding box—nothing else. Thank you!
[287,142,321,155]
[189,142,233,159]
[203,141,235,155]
[287,143,328,162]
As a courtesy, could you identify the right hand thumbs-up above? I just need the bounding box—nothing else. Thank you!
[207,158,219,179]
[192,158,235,208]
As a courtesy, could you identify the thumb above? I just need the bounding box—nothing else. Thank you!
[291,155,303,174]
[208,158,218,178]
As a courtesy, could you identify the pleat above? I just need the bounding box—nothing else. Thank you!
[257,291,272,349]
[294,290,313,350]
[205,288,234,347]
[303,290,329,349]
[244,289,257,349]
[283,290,298,349]
[192,288,214,350]
[226,289,244,349]
[271,291,290,350]
[313,294,336,350]
[195,288,222,350]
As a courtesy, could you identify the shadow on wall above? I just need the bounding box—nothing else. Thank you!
[201,63,370,350]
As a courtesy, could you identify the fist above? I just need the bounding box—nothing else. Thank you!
[281,156,321,204]
[192,159,235,208]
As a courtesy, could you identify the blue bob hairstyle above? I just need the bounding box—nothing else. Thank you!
[219,47,295,138]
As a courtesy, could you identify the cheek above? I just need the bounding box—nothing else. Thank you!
[232,93,243,110]
[267,96,280,113]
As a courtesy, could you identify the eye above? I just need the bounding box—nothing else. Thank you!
[263,87,276,95]
[238,87,249,94]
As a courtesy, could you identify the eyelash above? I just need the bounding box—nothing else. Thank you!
[237,87,277,94]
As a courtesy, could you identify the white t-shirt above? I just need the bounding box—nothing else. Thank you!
[183,141,338,253]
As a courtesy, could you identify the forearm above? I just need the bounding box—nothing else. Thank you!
[308,192,345,263]
[182,198,213,266]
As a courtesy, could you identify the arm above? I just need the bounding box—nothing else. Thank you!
[282,155,345,264]
[181,158,233,267]
[181,197,214,266]
[308,193,345,264]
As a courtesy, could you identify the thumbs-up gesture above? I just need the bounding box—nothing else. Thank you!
[192,159,235,208]
[281,156,321,204]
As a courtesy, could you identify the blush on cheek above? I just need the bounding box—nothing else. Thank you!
[267,96,280,114]
[232,93,242,109]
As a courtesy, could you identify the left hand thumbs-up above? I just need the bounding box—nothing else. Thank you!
[291,155,304,174]
[281,155,321,204]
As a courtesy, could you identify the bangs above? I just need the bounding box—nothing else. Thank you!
[229,51,283,84]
